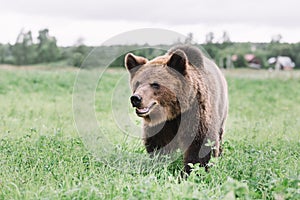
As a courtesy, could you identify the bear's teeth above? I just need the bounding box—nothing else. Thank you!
[137,107,149,113]
[136,103,156,115]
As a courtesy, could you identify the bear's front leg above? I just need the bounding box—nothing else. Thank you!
[183,140,212,174]
[144,135,175,156]
[144,137,161,155]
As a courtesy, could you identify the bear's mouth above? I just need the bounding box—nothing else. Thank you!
[136,102,157,117]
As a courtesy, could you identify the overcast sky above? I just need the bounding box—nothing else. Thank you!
[0,0,299,46]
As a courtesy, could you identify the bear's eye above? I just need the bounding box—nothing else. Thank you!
[150,82,160,89]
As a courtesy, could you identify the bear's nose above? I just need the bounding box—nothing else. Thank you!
[130,94,142,107]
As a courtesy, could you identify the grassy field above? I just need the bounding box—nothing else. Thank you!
[0,67,299,199]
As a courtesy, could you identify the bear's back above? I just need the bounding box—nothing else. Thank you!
[168,45,203,68]
[169,45,228,128]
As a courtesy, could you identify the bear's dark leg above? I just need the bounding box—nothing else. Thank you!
[183,141,212,174]
[144,137,161,155]
[144,119,179,155]
[217,127,224,156]
[144,138,175,156]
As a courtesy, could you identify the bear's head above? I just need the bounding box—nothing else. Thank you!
[125,50,195,126]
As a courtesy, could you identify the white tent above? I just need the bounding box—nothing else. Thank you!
[268,56,295,70]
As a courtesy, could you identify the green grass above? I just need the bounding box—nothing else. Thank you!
[0,67,299,199]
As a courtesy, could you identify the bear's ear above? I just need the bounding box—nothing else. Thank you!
[167,49,187,75]
[125,53,148,71]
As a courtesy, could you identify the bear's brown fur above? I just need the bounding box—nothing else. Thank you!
[125,45,228,174]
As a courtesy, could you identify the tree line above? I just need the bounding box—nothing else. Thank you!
[0,29,60,65]
[0,29,299,68]
[0,29,92,67]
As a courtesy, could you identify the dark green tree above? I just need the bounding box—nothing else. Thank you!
[11,30,37,65]
[69,38,90,67]
[0,44,5,63]
[37,29,60,63]
[234,54,248,68]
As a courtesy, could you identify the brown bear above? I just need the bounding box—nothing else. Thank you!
[125,45,228,174]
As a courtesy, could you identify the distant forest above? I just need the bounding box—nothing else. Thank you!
[0,29,299,69]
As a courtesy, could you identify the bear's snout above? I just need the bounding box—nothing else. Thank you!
[130,94,142,108]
